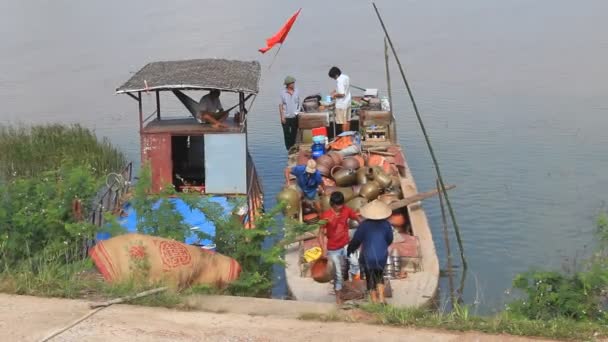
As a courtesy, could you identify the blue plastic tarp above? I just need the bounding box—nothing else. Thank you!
[96,196,236,248]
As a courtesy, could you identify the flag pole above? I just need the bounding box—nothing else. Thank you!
[267,43,284,71]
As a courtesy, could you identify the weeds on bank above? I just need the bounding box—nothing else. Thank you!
[0,124,126,180]
[307,303,607,341]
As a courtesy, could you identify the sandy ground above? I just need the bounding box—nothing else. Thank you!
[0,294,553,342]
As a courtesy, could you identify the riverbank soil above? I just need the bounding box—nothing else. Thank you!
[0,294,561,342]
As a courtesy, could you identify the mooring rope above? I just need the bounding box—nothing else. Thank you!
[372,2,467,270]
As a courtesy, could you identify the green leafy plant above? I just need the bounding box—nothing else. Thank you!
[507,212,608,322]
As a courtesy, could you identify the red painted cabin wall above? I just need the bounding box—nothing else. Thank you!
[142,133,173,193]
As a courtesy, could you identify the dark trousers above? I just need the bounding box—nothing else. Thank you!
[363,267,385,291]
[282,117,298,151]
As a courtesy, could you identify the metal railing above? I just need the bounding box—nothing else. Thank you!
[89,162,133,228]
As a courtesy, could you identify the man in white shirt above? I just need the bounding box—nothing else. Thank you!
[198,89,229,128]
[328,66,352,133]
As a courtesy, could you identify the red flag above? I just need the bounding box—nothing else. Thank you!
[259,8,301,54]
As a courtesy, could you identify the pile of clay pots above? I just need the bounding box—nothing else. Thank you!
[316,151,404,213]
[277,148,407,227]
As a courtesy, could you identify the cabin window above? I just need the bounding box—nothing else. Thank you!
[172,135,205,189]
[204,133,247,194]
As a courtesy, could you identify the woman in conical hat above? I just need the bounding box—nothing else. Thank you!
[347,200,393,303]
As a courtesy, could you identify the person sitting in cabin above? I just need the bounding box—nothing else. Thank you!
[319,191,361,304]
[347,200,394,304]
[198,89,229,128]
[284,159,324,212]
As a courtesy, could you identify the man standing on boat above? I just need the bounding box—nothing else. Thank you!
[279,76,300,151]
[198,89,229,128]
[319,191,361,304]
[328,66,352,134]
[284,159,324,213]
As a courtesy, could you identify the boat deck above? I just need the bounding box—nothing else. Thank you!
[144,117,243,134]
[284,139,439,307]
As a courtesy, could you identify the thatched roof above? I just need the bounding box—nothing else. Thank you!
[116,59,261,94]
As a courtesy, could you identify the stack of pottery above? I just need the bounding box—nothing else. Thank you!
[294,147,403,216]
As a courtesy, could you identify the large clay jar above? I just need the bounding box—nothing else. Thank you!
[345,196,368,211]
[276,187,301,216]
[372,167,392,189]
[356,167,370,185]
[320,194,332,211]
[316,154,335,170]
[325,186,356,202]
[330,166,357,187]
[316,163,331,177]
[367,153,386,168]
[341,157,360,170]
[353,155,366,169]
[359,181,381,200]
[327,151,343,166]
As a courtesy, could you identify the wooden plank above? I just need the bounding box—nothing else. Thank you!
[390,184,456,210]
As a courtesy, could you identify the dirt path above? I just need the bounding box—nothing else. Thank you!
[0,294,552,342]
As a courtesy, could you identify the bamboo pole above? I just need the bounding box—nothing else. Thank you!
[438,179,456,307]
[372,2,467,271]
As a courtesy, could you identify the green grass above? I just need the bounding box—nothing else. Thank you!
[350,304,608,341]
[0,124,126,180]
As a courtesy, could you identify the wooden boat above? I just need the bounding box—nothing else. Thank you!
[93,58,263,247]
[283,90,439,307]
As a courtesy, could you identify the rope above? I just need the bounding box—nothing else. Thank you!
[372,2,467,271]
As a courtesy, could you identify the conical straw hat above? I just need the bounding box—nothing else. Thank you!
[360,200,392,220]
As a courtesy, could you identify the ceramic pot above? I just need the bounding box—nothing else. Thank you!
[353,155,366,169]
[324,186,356,202]
[359,181,381,200]
[330,166,357,187]
[276,187,301,216]
[356,167,370,185]
[346,196,368,211]
[316,154,335,169]
[341,157,361,170]
[351,184,362,197]
[320,194,332,211]
[327,151,343,166]
[372,167,392,189]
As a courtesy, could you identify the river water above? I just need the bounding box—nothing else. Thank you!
[1,0,607,313]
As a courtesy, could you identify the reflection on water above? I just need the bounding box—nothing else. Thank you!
[1,0,607,312]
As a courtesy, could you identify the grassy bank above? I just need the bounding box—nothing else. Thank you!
[301,304,608,341]
[0,124,126,180]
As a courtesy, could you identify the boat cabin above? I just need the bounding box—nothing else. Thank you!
[116,59,261,196]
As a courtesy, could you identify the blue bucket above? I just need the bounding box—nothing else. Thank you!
[311,142,325,159]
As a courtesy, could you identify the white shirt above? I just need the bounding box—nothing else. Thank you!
[335,74,351,109]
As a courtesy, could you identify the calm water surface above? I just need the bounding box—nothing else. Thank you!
[2,0,607,313]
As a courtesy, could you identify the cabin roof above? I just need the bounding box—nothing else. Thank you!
[116,59,261,94]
